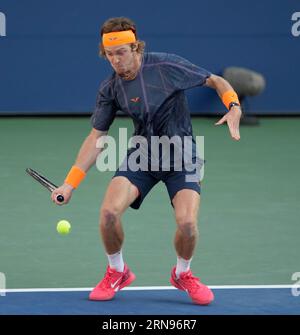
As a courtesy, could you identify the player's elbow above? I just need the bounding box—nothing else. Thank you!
[88,128,108,149]
[205,74,224,89]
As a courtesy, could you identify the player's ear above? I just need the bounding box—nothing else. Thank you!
[131,43,138,52]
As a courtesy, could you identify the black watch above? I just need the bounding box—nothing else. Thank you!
[229,102,240,110]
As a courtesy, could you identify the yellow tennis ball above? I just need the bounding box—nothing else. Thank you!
[56,220,71,235]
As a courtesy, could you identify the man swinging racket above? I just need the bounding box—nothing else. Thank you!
[51,17,242,305]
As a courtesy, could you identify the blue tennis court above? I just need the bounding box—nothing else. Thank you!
[1,286,299,315]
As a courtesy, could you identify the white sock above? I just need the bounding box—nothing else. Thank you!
[107,250,124,272]
[175,256,192,278]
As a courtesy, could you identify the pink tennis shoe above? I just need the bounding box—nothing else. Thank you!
[170,266,214,305]
[89,264,136,301]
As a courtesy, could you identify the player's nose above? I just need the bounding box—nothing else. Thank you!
[112,56,120,64]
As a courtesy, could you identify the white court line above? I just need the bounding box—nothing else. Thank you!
[4,285,296,293]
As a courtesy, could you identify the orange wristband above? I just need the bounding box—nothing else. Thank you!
[64,166,86,189]
[222,90,240,110]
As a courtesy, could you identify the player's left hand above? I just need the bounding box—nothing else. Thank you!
[215,106,242,141]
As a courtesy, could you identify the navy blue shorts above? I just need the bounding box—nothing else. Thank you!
[113,168,201,210]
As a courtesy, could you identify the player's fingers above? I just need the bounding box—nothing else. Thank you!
[51,189,64,205]
[215,115,227,126]
[232,119,241,140]
[54,197,65,206]
[51,190,56,202]
[228,121,241,140]
[233,127,241,140]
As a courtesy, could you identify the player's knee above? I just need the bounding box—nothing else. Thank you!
[176,217,198,238]
[100,208,119,229]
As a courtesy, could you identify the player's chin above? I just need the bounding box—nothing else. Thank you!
[114,65,126,73]
[115,69,126,76]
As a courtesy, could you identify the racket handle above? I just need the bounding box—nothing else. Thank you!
[56,194,64,203]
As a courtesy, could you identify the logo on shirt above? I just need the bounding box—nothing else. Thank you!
[130,97,140,103]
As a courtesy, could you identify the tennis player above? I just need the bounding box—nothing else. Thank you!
[51,17,242,305]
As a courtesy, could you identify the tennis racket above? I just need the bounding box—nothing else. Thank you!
[26,168,64,203]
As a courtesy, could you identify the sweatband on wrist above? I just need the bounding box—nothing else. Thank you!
[222,90,240,110]
[64,166,86,189]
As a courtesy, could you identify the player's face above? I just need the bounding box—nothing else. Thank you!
[104,44,137,76]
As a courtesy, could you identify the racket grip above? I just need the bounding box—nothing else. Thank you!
[56,194,64,203]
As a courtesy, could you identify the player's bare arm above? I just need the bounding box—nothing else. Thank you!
[205,74,242,141]
[51,128,107,205]
[74,128,108,172]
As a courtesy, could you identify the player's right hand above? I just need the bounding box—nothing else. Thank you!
[51,183,74,205]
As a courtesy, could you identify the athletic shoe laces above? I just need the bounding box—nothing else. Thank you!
[99,267,119,288]
[180,271,204,293]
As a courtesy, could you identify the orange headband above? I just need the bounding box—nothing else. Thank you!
[102,30,136,47]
